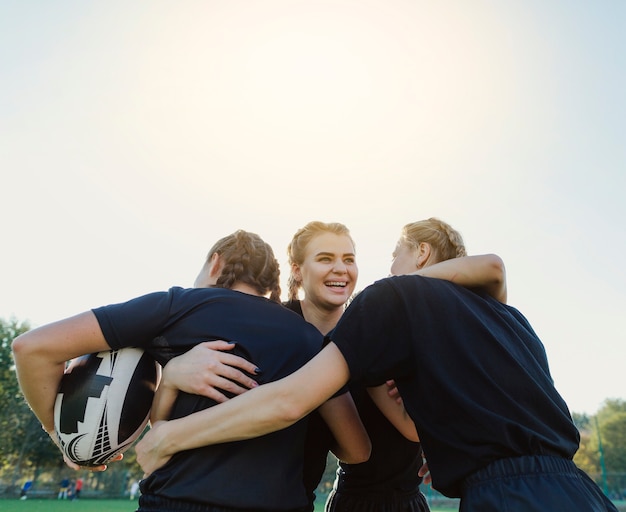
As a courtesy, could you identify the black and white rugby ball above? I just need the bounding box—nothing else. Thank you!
[54,347,159,467]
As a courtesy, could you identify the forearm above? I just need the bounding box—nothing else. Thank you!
[144,343,350,456]
[415,254,507,303]
[155,380,306,456]
[13,347,66,432]
[318,393,371,463]
[151,383,179,423]
[367,384,419,442]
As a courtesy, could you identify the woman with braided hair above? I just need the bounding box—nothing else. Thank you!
[134,219,617,512]
[12,229,371,512]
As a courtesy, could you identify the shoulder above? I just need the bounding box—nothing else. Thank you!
[282,299,303,316]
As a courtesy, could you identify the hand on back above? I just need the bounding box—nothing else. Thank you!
[162,341,259,403]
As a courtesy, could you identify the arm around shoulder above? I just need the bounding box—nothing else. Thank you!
[415,254,507,303]
[136,343,351,474]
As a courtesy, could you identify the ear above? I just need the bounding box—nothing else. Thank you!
[415,242,432,269]
[208,252,224,277]
[291,263,302,283]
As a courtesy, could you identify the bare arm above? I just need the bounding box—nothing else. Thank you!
[367,383,419,441]
[414,254,507,303]
[11,311,111,433]
[136,343,350,475]
[151,341,260,423]
[317,392,371,463]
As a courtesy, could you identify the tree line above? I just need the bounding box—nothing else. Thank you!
[1,317,625,499]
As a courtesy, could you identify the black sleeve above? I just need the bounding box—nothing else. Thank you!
[329,279,414,386]
[92,289,175,350]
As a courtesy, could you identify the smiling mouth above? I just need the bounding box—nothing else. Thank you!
[326,281,347,288]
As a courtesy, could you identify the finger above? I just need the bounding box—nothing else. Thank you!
[197,376,252,401]
[219,353,260,376]
[195,387,230,403]
[200,340,237,351]
[213,364,259,389]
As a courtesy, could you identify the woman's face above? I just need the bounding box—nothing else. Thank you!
[295,232,358,310]
[390,241,418,276]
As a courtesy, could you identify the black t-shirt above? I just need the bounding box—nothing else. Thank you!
[94,287,322,510]
[283,300,336,509]
[335,384,423,495]
[329,275,580,498]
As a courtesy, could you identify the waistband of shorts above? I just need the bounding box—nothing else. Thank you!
[139,494,310,512]
[331,486,425,501]
[464,455,577,488]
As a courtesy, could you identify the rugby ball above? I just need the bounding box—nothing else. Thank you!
[54,347,159,467]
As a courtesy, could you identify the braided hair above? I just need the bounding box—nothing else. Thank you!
[207,230,281,302]
[286,221,355,301]
[401,218,467,263]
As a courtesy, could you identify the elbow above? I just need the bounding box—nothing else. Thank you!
[275,391,310,426]
[484,254,506,283]
[11,333,30,362]
[485,254,507,302]
[403,429,420,443]
[333,436,371,464]
[349,440,372,464]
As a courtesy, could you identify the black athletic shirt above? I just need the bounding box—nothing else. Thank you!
[334,384,423,495]
[94,287,322,510]
[282,300,338,510]
[328,275,579,498]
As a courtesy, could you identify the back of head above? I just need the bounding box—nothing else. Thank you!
[286,221,354,301]
[401,218,467,263]
[208,230,281,302]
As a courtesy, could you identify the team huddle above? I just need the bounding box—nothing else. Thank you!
[12,218,618,512]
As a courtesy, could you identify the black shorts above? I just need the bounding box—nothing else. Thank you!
[461,455,617,512]
[138,494,310,512]
[325,488,429,512]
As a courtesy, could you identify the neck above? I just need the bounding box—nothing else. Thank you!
[231,282,266,298]
[300,299,344,335]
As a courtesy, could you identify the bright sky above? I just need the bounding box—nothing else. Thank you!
[1,1,624,415]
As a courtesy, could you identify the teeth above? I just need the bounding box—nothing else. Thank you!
[326,282,347,287]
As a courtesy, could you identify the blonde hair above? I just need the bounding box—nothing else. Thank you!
[207,230,281,302]
[286,221,354,301]
[401,218,467,263]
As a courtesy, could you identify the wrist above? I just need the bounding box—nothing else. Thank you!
[156,421,180,457]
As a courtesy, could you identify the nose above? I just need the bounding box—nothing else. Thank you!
[332,260,347,274]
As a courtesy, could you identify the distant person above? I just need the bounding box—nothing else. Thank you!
[19,479,32,500]
[135,219,618,512]
[130,480,140,500]
[72,477,83,500]
[57,477,70,500]
[12,229,370,512]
